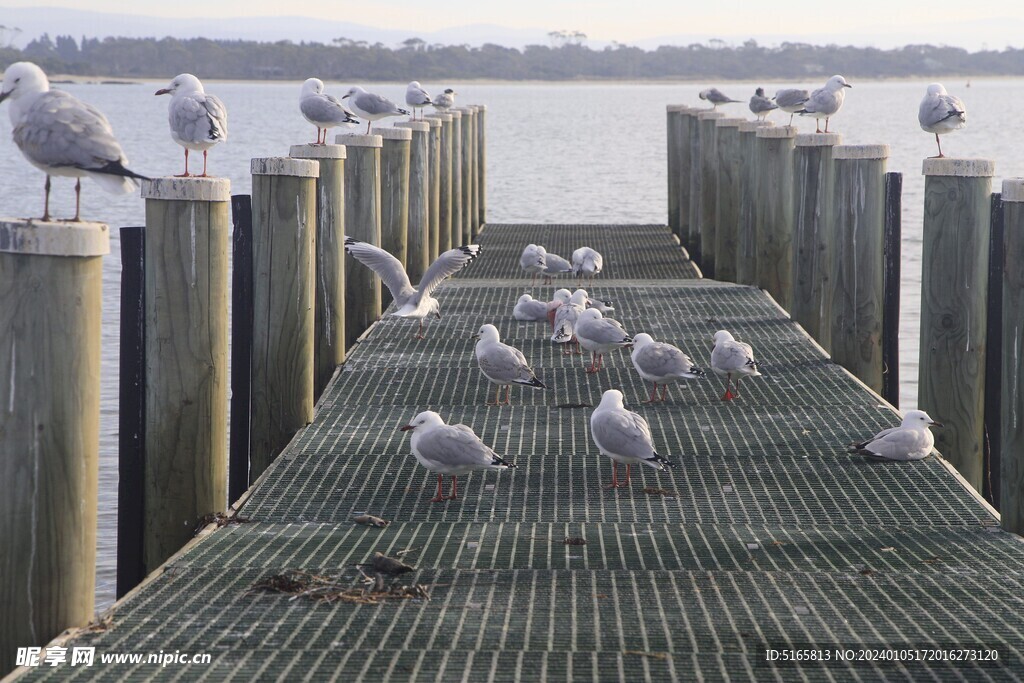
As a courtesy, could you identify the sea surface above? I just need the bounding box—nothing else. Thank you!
[0,78,1021,609]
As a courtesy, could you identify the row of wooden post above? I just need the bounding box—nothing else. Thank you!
[0,105,486,673]
[667,104,1024,537]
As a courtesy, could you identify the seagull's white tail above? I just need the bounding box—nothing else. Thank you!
[87,171,138,195]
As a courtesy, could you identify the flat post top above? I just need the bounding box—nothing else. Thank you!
[715,117,745,128]
[1004,178,1024,202]
[289,143,347,160]
[696,111,725,121]
[141,176,231,201]
[373,126,413,141]
[739,121,773,132]
[795,133,842,147]
[922,158,995,177]
[251,157,319,177]
[0,218,110,256]
[756,125,798,139]
[395,121,430,133]
[833,144,890,160]
[335,133,383,148]
[666,104,693,113]
[425,113,452,123]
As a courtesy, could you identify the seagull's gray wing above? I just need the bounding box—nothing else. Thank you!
[775,89,809,109]
[802,87,839,115]
[636,343,693,378]
[514,299,549,321]
[356,91,401,116]
[919,94,966,130]
[543,253,572,274]
[580,318,630,345]
[478,343,537,385]
[591,408,655,459]
[202,93,228,140]
[749,95,778,114]
[170,93,226,145]
[343,237,415,301]
[407,86,431,106]
[850,427,931,461]
[417,245,481,298]
[417,424,500,469]
[301,94,356,126]
[712,341,753,373]
[14,91,129,170]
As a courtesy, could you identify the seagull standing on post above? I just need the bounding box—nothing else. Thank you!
[798,75,852,133]
[749,87,778,121]
[405,81,432,120]
[342,86,409,134]
[699,88,740,108]
[299,78,359,144]
[433,88,457,111]
[773,88,809,126]
[918,83,967,158]
[156,73,227,177]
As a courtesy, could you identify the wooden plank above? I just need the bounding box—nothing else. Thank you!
[984,193,1004,506]
[338,135,383,347]
[735,121,771,286]
[450,110,464,248]
[713,118,743,282]
[476,106,487,230]
[426,118,443,261]
[378,127,411,309]
[696,111,724,277]
[229,194,254,502]
[1002,179,1024,533]
[666,107,681,237]
[396,122,431,285]
[882,172,903,409]
[754,126,797,309]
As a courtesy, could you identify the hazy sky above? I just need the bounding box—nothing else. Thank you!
[5,0,1023,46]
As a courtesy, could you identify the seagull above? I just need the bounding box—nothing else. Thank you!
[698,88,740,108]
[710,330,761,401]
[919,83,967,158]
[520,243,547,282]
[591,389,676,490]
[848,410,942,461]
[541,251,573,284]
[344,237,480,339]
[342,86,409,134]
[575,308,632,374]
[584,293,614,315]
[551,289,588,354]
[773,88,809,126]
[630,333,705,403]
[400,411,515,503]
[798,75,852,133]
[405,81,432,120]
[546,288,572,329]
[433,88,457,111]
[155,73,227,177]
[513,294,550,322]
[749,87,778,121]
[299,78,359,144]
[473,324,546,406]
[0,61,146,222]
[571,247,603,285]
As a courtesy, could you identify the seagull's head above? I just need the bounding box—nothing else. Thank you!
[302,78,325,97]
[400,410,445,432]
[427,298,441,319]
[570,290,590,307]
[517,294,534,304]
[755,87,765,97]
[902,410,943,429]
[0,62,49,104]
[472,324,500,343]
[408,81,422,89]
[156,73,204,97]
[598,389,625,410]
[552,289,572,305]
[713,329,735,344]
[444,88,456,95]
[926,83,947,97]
[631,333,654,350]
[827,75,852,91]
[342,86,364,100]
[698,89,710,101]
[578,308,602,323]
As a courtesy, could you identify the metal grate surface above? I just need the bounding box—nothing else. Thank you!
[20,224,1024,682]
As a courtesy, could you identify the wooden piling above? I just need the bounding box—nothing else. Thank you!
[791,133,842,350]
[456,107,475,244]
[919,158,994,492]
[468,106,482,238]
[336,133,383,346]
[667,105,683,238]
[735,120,772,285]
[424,117,442,261]
[249,157,318,481]
[290,143,348,397]
[450,109,464,247]
[476,105,487,230]
[0,219,107,672]
[377,126,412,309]
[754,125,797,308]
[687,111,703,263]
[229,195,254,501]
[697,110,725,277]
[676,108,696,250]
[882,172,903,409]
[425,113,452,255]
[1001,178,1024,533]
[713,117,744,282]
[827,145,890,394]
[396,121,431,284]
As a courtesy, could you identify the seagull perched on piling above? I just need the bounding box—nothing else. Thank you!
[710,329,761,401]
[848,410,942,461]
[591,390,676,490]
[798,75,852,133]
[773,88,809,126]
[342,86,409,134]
[156,73,227,177]
[299,78,359,144]
[405,81,432,120]
[699,88,740,108]
[473,324,546,406]
[749,87,778,121]
[433,88,457,111]
[918,83,967,158]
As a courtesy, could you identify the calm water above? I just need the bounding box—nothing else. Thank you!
[1,79,1022,608]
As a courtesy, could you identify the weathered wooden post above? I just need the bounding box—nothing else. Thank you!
[827,145,889,393]
[667,105,682,238]
[1002,179,1024,534]
[425,117,442,260]
[735,120,772,285]
[336,133,383,346]
[426,112,453,254]
[677,108,696,251]
[456,106,475,244]
[476,104,487,230]
[450,109,464,247]
[919,158,994,492]
[790,133,842,350]
[377,126,411,308]
[687,110,703,262]
[0,219,107,672]
[468,105,482,238]
[139,178,230,574]
[290,143,347,397]
[396,121,430,284]
[713,117,744,282]
[697,110,725,276]
[249,157,318,480]
[754,125,797,307]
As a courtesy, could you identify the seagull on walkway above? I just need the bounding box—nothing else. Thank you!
[575,308,632,374]
[542,251,573,284]
[513,294,550,322]
[0,61,146,222]
[300,78,359,144]
[585,292,615,315]
[919,83,967,158]
[630,333,705,403]
[774,88,809,126]
[848,410,942,461]
[546,288,572,329]
[405,81,432,120]
[591,389,676,490]
[572,247,603,285]
[342,86,409,134]
[798,75,852,133]
[474,324,546,406]
[699,88,740,108]
[156,73,227,177]
[710,330,761,401]
[433,88,457,111]
[344,237,480,339]
[520,243,547,282]
[551,289,588,354]
[400,411,515,503]
[749,87,778,121]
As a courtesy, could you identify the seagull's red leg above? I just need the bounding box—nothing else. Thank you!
[824,117,830,133]
[199,150,210,177]
[603,462,619,490]
[41,176,51,222]
[502,385,512,406]
[175,149,190,177]
[624,464,631,486]
[936,134,944,158]
[447,476,459,500]
[722,373,736,401]
[573,339,582,355]
[586,351,598,373]
[642,383,658,404]
[660,385,668,401]
[414,319,426,340]
[430,474,446,503]
[487,385,500,406]
[73,179,81,222]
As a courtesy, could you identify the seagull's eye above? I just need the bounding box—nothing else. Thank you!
[14,77,19,83]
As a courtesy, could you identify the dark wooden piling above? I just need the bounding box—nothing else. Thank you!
[735,120,772,286]
[882,171,903,409]
[377,127,412,309]
[229,195,254,501]
[1002,179,1024,533]
[696,110,725,276]
[425,117,442,261]
[395,121,431,285]
[713,117,744,282]
[754,125,797,308]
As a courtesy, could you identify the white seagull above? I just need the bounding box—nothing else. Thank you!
[155,73,227,177]
[520,243,547,282]
[848,410,942,461]
[798,75,852,133]
[300,78,359,144]
[405,81,432,120]
[575,308,632,374]
[344,237,480,339]
[630,333,705,403]
[551,289,588,354]
[571,247,603,284]
[710,330,761,401]
[0,61,146,222]
[542,251,573,284]
[699,88,740,108]
[546,288,572,329]
[513,294,550,322]
[749,87,778,121]
[400,411,515,503]
[919,83,967,158]
[342,86,409,134]
[774,88,810,126]
[433,88,457,111]
[591,389,676,490]
[473,324,546,406]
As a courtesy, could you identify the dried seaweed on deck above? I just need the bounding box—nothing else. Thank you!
[247,569,430,604]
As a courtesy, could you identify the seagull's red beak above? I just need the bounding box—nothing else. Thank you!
[399,425,414,431]
[930,421,944,428]
[155,88,171,96]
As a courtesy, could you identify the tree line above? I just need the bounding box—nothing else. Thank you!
[2,33,1023,81]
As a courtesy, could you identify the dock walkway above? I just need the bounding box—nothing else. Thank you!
[18,224,1024,681]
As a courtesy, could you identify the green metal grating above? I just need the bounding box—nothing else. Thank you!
[17,224,1024,682]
